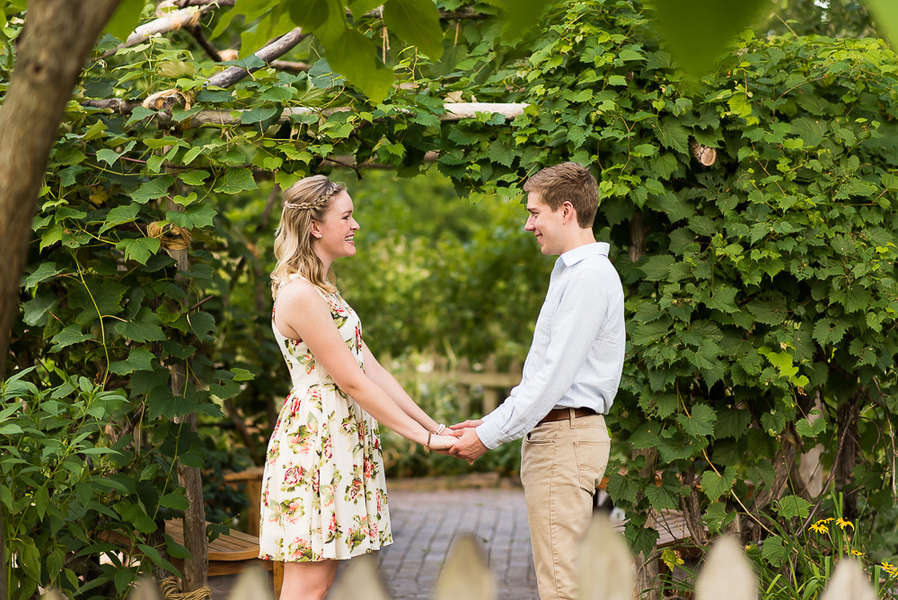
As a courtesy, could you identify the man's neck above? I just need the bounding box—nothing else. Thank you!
[559,228,597,255]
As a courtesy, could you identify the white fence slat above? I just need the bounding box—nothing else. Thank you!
[225,566,274,600]
[125,578,164,600]
[694,536,758,600]
[578,513,635,600]
[820,559,877,600]
[433,534,496,600]
[328,554,391,600]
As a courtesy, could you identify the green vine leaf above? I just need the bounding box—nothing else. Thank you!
[49,325,95,352]
[700,466,736,501]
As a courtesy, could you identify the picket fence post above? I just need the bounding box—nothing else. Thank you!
[694,536,758,600]
[105,513,883,600]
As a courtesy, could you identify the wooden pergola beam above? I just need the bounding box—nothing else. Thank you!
[82,100,530,127]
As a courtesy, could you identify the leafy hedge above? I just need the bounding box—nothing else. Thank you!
[441,0,898,561]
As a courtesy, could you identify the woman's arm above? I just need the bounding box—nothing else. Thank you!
[361,342,442,433]
[275,282,453,449]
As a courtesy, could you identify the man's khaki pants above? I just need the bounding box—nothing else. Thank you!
[521,411,610,600]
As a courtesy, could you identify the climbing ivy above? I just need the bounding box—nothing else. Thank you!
[468,1,898,559]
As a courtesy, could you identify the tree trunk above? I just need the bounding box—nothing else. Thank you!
[0,2,122,597]
[679,466,709,546]
[166,198,209,591]
[746,434,800,542]
[835,394,861,518]
[628,212,657,599]
[634,448,660,600]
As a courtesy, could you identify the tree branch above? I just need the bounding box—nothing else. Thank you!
[186,23,221,62]
[205,27,307,88]
[102,5,215,58]
[269,60,312,73]
[82,98,529,129]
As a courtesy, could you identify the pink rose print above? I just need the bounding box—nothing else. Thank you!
[284,466,303,486]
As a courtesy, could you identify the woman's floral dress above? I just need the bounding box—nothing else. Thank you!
[259,275,392,562]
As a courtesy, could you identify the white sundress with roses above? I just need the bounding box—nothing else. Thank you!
[259,274,392,562]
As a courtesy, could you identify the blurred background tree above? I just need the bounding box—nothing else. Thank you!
[768,0,876,38]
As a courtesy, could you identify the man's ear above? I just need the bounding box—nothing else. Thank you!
[561,201,577,224]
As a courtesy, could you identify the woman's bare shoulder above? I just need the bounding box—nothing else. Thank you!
[276,278,330,315]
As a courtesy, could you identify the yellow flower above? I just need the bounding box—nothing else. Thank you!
[822,517,835,523]
[836,518,855,531]
[809,521,829,534]
[851,550,864,557]
[881,562,897,576]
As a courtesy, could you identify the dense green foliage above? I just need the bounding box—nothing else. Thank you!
[482,1,898,584]
[3,0,898,597]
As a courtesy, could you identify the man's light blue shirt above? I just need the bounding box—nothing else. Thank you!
[476,241,626,449]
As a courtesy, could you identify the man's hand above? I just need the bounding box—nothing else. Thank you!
[449,426,488,464]
[450,419,483,430]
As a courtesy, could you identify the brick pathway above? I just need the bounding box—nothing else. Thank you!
[374,484,538,600]
[208,476,539,600]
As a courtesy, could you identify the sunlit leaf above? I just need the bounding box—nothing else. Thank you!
[288,0,331,31]
[104,0,148,42]
[324,28,394,103]
[499,0,552,40]
[866,0,898,48]
[648,0,767,76]
[240,7,298,57]
[383,0,444,60]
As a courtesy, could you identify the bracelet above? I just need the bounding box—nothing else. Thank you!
[425,431,432,454]
[434,424,446,435]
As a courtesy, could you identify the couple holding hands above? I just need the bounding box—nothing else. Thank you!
[259,162,625,600]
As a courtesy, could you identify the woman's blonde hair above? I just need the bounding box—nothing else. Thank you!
[270,175,345,298]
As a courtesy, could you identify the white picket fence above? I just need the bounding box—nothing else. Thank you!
[43,514,880,600]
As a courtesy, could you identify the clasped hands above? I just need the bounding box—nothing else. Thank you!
[428,420,488,464]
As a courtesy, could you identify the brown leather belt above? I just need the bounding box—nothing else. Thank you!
[539,407,597,424]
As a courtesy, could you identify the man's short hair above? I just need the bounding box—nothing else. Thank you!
[523,162,599,228]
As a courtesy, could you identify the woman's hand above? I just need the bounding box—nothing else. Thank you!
[428,433,457,452]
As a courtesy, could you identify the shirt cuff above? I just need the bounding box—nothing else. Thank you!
[475,418,504,450]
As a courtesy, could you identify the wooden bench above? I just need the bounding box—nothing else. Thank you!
[224,466,266,536]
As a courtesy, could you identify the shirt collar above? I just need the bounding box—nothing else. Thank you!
[560,242,609,267]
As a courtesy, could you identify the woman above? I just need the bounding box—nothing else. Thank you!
[260,175,456,600]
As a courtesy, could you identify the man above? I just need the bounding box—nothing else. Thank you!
[449,162,625,600]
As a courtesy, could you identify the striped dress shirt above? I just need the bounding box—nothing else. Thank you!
[476,242,625,449]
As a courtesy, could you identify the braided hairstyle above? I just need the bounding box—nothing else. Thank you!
[270,175,346,298]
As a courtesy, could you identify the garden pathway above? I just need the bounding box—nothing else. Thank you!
[373,477,538,600]
[207,474,539,600]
